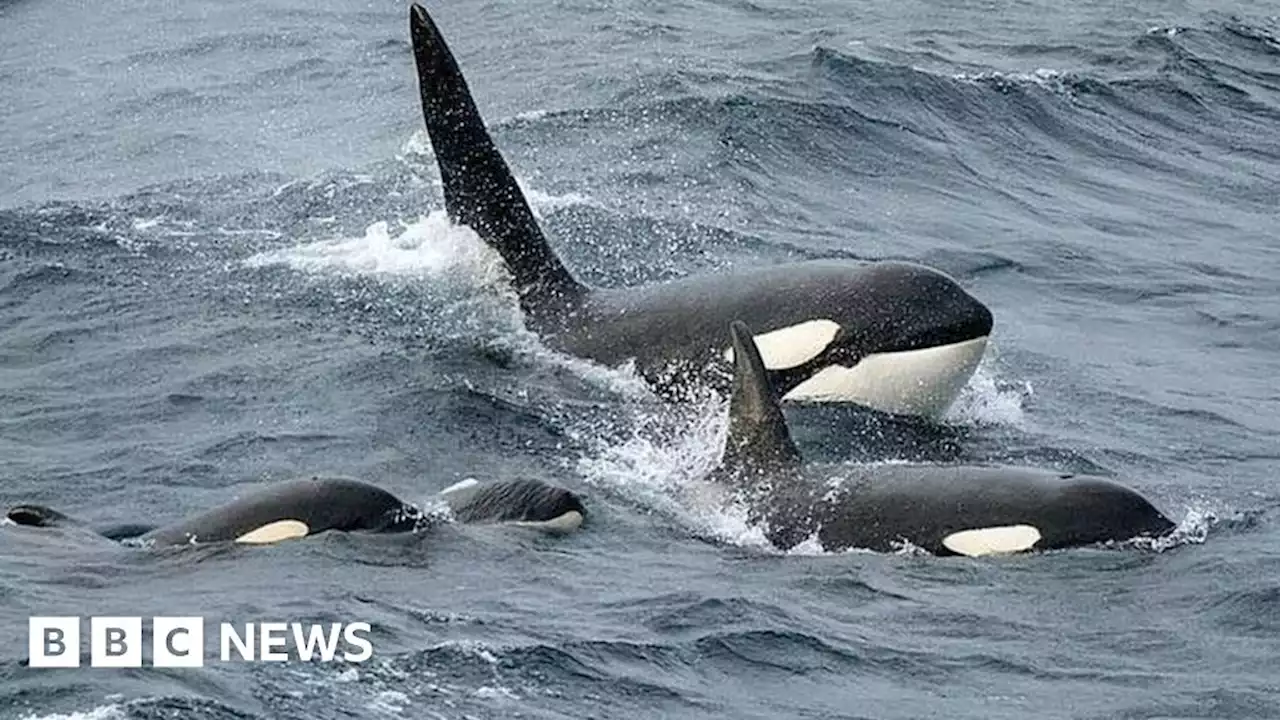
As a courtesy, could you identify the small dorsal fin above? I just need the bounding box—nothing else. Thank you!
[7,504,71,528]
[722,321,802,474]
[409,4,585,318]
[8,504,154,541]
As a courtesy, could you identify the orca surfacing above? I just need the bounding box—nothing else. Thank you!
[715,321,1176,556]
[408,4,993,419]
[7,477,587,548]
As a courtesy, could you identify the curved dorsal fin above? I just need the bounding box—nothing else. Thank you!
[409,4,585,318]
[7,504,71,528]
[722,321,802,474]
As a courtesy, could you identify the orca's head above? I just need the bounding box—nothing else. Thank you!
[281,477,421,535]
[442,479,587,534]
[761,262,993,417]
[838,262,993,355]
[1044,476,1176,548]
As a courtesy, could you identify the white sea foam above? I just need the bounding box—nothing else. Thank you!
[399,129,435,159]
[365,689,410,715]
[474,685,520,700]
[245,213,508,284]
[19,705,124,720]
[1130,503,1226,553]
[521,184,594,217]
[245,210,645,399]
[431,639,501,665]
[244,212,452,280]
[508,109,551,123]
[575,392,775,551]
[131,216,164,231]
[954,67,1074,94]
[944,354,1031,428]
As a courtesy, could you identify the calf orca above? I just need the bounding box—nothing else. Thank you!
[714,321,1176,556]
[407,4,993,419]
[6,476,586,547]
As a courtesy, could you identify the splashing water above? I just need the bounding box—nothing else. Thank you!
[243,210,649,401]
[944,352,1032,428]
[574,391,776,551]
[1130,505,1228,553]
[245,213,509,286]
[19,706,126,720]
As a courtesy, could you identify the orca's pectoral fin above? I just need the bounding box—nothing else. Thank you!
[409,4,584,316]
[722,321,803,475]
[7,504,73,528]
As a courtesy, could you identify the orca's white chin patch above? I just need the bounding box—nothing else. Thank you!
[783,335,988,419]
[234,519,311,545]
[512,510,584,535]
[942,524,1042,557]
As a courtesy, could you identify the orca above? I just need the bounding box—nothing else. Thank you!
[439,478,586,533]
[712,321,1176,556]
[6,476,586,548]
[407,4,993,419]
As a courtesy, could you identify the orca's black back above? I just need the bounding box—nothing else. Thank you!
[774,466,1175,554]
[446,479,586,525]
[142,477,415,546]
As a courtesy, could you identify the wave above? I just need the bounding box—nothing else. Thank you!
[15,699,255,720]
[479,15,1279,240]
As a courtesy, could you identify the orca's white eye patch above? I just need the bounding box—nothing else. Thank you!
[723,319,841,370]
[235,519,310,545]
[942,524,1041,556]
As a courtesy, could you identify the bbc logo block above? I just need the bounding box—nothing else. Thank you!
[90,617,142,667]
[154,616,204,667]
[28,616,373,667]
[28,617,80,668]
[30,616,205,668]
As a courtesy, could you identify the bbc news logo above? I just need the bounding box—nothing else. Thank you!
[29,617,373,668]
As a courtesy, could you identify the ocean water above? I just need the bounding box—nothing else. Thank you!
[2,0,1278,718]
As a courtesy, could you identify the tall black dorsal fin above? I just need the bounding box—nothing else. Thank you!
[409,4,585,317]
[722,321,802,474]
